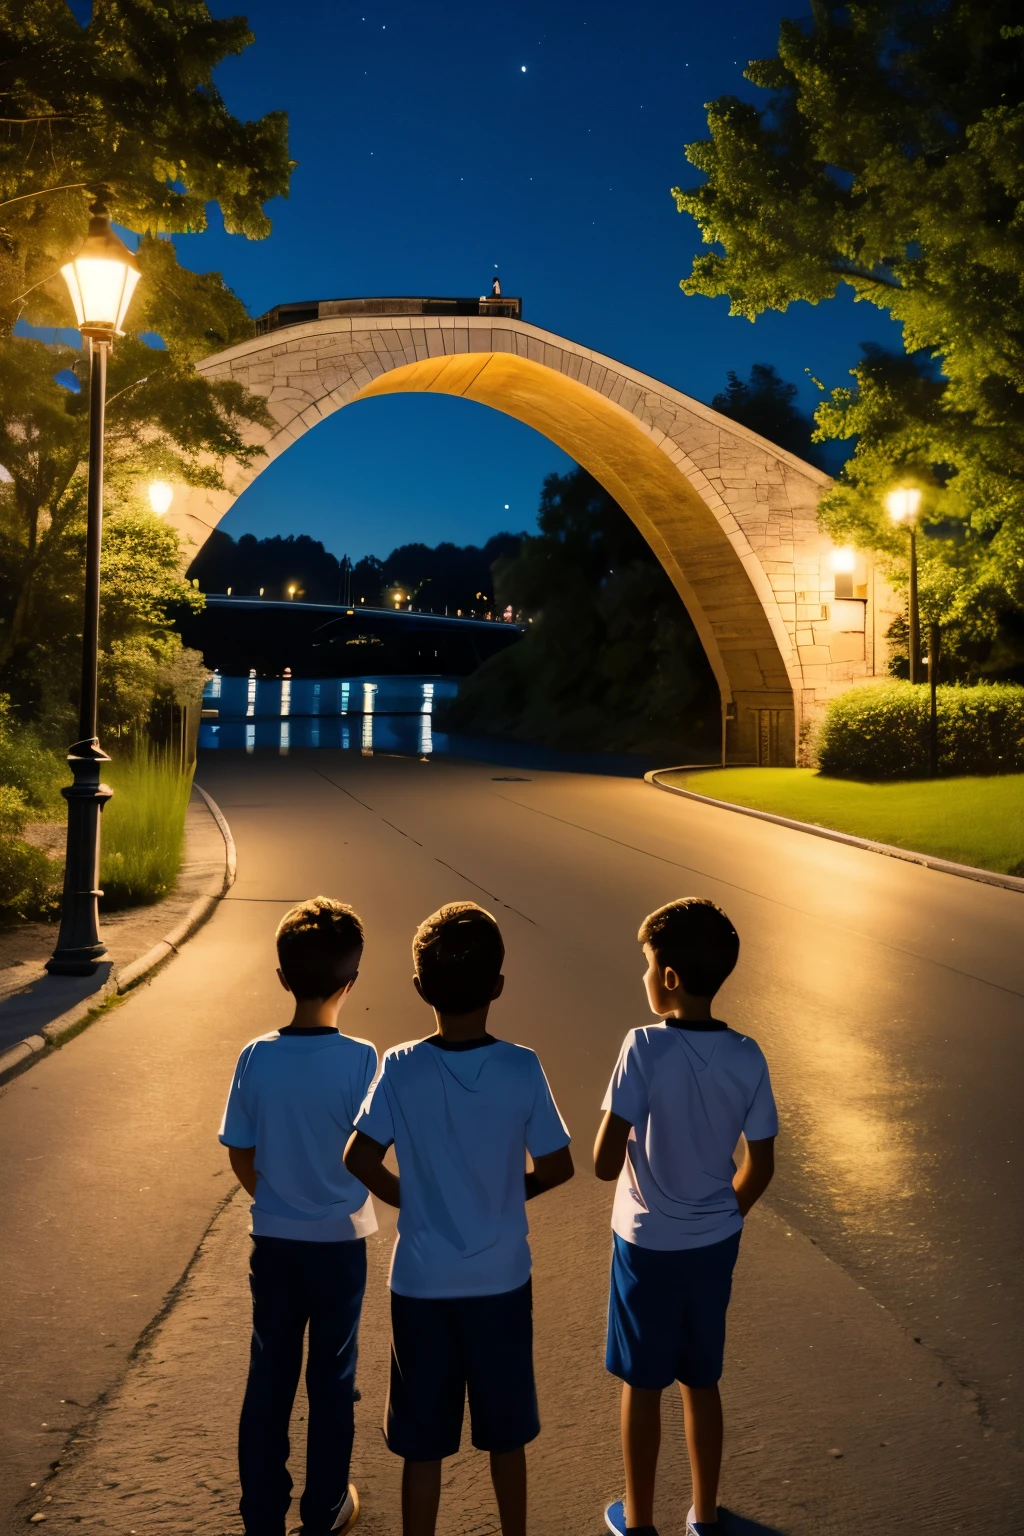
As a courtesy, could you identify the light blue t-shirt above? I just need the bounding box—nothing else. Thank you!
[219,1028,378,1242]
[603,1023,778,1251]
[355,1035,570,1298]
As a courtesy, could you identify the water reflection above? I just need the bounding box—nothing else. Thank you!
[200,673,662,777]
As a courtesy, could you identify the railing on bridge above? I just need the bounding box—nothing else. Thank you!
[254,294,523,335]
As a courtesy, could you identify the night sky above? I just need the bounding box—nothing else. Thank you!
[173,0,901,560]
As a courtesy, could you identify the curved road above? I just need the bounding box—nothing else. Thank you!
[1,751,1021,1534]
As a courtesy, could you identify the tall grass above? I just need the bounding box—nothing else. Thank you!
[100,744,194,909]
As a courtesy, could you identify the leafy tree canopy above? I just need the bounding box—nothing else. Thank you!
[445,469,718,756]
[711,362,821,464]
[673,1,1024,637]
[1,0,292,332]
[0,1,292,727]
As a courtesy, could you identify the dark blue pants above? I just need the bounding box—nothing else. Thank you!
[239,1235,367,1536]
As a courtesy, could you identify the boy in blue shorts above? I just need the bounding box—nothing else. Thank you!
[220,897,377,1536]
[344,901,574,1536]
[594,898,777,1536]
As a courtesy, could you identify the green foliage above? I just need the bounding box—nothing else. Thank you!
[0,693,65,810]
[0,835,58,924]
[666,766,1024,876]
[817,681,1024,779]
[443,469,719,756]
[712,363,822,465]
[673,2,1024,632]
[100,743,194,908]
[0,0,292,330]
[0,1,288,726]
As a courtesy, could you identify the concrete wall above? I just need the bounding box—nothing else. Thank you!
[171,311,899,764]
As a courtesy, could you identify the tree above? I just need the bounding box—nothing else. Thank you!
[444,470,718,755]
[711,363,821,463]
[0,0,291,332]
[0,0,292,725]
[672,1,1024,640]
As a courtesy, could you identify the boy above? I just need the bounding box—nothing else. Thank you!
[344,901,574,1536]
[219,897,377,1536]
[593,898,777,1536]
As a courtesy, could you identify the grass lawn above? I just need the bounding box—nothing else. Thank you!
[659,768,1024,877]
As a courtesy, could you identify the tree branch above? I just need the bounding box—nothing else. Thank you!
[830,260,903,292]
[0,181,89,211]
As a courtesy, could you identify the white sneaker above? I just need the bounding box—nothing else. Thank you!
[332,1486,359,1534]
[685,1507,718,1535]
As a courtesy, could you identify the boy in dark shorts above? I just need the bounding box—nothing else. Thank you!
[344,901,574,1536]
[220,897,377,1536]
[594,899,777,1536]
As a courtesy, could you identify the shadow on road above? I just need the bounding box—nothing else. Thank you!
[720,1510,788,1536]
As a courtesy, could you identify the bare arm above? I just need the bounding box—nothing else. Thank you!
[733,1135,775,1216]
[524,1144,574,1200]
[228,1145,257,1198]
[593,1109,632,1182]
[344,1129,400,1209]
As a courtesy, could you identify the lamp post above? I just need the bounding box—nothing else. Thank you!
[47,194,141,975]
[885,487,922,684]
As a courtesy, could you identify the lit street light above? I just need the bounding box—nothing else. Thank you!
[148,480,173,514]
[48,193,142,975]
[886,486,923,684]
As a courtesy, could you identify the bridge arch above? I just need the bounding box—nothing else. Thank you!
[172,302,895,764]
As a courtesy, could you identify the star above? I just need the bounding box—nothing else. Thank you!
[521,65,527,72]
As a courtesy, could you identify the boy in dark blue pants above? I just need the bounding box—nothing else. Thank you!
[220,897,378,1536]
[594,899,778,1536]
[344,901,575,1536]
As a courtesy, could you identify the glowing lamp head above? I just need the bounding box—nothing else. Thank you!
[148,480,173,515]
[60,197,141,338]
[830,546,856,574]
[885,486,922,524]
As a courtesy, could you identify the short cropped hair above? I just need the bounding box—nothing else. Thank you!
[638,898,739,998]
[276,896,364,1001]
[413,901,504,1015]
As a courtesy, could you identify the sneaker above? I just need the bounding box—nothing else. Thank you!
[604,1501,627,1535]
[685,1506,718,1535]
[333,1486,359,1535]
[291,1484,360,1536]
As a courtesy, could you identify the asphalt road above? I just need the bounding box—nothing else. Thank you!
[1,750,1022,1534]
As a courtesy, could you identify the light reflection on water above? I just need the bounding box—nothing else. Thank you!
[201,674,457,759]
[199,672,667,778]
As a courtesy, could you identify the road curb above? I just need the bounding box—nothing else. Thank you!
[0,784,236,1085]
[645,768,1024,897]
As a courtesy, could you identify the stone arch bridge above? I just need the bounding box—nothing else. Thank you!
[171,296,896,765]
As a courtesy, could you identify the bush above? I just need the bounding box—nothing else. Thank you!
[0,836,60,924]
[0,694,66,814]
[818,682,1024,780]
[100,744,194,909]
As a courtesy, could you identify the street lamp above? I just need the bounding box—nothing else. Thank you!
[886,486,923,684]
[148,480,173,514]
[47,194,141,976]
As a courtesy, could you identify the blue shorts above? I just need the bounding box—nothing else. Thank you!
[386,1279,540,1460]
[606,1230,741,1390]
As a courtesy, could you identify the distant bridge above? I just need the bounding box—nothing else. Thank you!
[171,296,899,764]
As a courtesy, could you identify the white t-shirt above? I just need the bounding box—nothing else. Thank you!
[603,1023,777,1251]
[219,1027,378,1242]
[354,1035,570,1298]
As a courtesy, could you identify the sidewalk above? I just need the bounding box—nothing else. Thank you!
[23,1175,1015,1536]
[0,787,230,1067]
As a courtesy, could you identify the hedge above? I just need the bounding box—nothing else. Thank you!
[817,682,1024,780]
